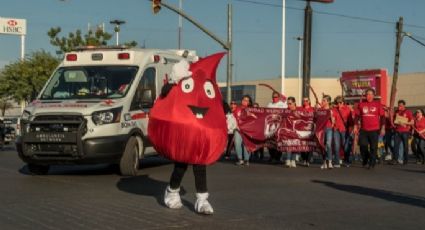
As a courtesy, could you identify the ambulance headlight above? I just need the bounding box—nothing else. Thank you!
[92,107,122,125]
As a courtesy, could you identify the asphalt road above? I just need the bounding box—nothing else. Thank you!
[0,143,424,230]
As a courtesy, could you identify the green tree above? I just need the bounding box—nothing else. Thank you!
[48,26,138,53]
[0,51,59,103]
[0,99,13,117]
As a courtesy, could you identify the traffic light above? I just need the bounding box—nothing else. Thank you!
[152,0,161,14]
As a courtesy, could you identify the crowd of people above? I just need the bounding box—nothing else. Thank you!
[223,88,425,169]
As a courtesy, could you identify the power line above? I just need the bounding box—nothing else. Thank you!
[233,0,425,29]
[405,33,425,47]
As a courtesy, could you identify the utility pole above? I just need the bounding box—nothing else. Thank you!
[178,0,183,49]
[302,1,312,98]
[389,17,403,112]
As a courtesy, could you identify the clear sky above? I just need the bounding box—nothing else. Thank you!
[1,0,425,83]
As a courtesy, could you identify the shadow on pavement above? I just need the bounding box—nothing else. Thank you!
[18,164,118,176]
[116,175,188,207]
[395,168,425,174]
[312,180,425,209]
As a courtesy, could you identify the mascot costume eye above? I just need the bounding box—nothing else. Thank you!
[148,52,227,165]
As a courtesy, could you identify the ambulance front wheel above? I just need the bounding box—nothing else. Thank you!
[119,136,141,176]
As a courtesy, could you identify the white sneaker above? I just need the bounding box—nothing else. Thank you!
[195,193,214,215]
[320,162,327,170]
[334,164,341,168]
[385,154,392,161]
[164,186,183,209]
[291,160,297,168]
[285,160,291,168]
[328,161,333,169]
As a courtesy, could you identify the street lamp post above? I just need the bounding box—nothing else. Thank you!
[281,0,286,95]
[295,36,303,103]
[110,19,126,46]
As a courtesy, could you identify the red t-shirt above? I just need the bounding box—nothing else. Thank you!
[356,101,384,131]
[333,106,352,132]
[394,109,413,133]
[302,106,315,113]
[414,117,425,133]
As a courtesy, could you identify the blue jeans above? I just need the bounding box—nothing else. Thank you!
[234,131,250,161]
[394,132,410,163]
[325,128,333,161]
[333,130,345,165]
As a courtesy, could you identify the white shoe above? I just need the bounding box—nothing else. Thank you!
[328,161,333,169]
[320,162,327,170]
[285,160,291,168]
[164,186,183,209]
[195,193,214,215]
[291,160,297,168]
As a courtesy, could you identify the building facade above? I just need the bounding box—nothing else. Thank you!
[219,72,425,109]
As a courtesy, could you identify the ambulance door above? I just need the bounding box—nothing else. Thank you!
[129,65,157,136]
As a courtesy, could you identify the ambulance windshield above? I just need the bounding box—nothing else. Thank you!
[40,66,138,100]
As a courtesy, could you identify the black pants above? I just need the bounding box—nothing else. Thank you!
[413,136,425,164]
[394,131,410,163]
[359,130,379,167]
[301,152,311,162]
[268,148,282,161]
[169,162,207,193]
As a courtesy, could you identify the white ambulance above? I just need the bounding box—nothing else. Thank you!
[16,46,198,175]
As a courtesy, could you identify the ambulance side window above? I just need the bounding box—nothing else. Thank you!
[130,67,156,111]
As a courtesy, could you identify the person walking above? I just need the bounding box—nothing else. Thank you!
[284,97,299,168]
[300,97,314,166]
[321,95,335,169]
[233,95,253,166]
[412,109,425,164]
[266,91,287,163]
[223,101,237,160]
[332,96,353,168]
[393,100,414,165]
[354,88,385,169]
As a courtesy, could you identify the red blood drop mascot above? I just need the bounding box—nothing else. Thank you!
[148,52,227,215]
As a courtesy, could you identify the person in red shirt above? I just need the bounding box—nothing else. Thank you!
[300,97,314,166]
[354,88,385,169]
[233,95,253,166]
[321,95,335,169]
[332,96,353,167]
[412,109,425,164]
[393,100,414,165]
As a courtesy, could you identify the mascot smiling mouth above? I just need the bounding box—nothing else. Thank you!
[188,105,209,119]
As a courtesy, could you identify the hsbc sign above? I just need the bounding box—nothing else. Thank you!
[0,17,26,35]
